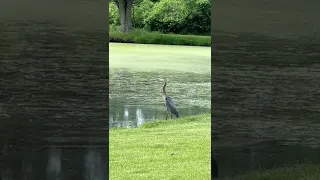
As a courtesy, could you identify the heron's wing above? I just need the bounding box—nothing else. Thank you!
[166,98,177,111]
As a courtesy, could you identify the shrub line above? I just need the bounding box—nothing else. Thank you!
[109,29,211,47]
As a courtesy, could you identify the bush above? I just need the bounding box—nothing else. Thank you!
[109,28,210,46]
[145,0,211,35]
[145,0,188,34]
[183,0,211,35]
[108,0,211,35]
[133,0,155,29]
[109,2,120,26]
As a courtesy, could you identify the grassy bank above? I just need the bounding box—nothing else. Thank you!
[109,114,211,180]
[109,28,211,47]
[219,164,320,180]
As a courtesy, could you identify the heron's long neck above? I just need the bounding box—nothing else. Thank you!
[162,81,167,100]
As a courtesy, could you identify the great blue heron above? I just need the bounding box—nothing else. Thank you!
[162,78,179,120]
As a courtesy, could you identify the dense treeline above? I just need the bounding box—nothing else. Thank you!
[109,0,211,35]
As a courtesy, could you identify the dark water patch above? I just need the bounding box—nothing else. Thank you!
[212,0,320,39]
[1,143,107,180]
[212,32,320,176]
[0,20,108,179]
[213,32,320,66]
[214,140,320,177]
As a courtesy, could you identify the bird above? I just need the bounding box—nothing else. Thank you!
[162,78,179,120]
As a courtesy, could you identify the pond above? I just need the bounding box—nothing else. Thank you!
[109,43,211,128]
[0,20,108,179]
[212,32,320,177]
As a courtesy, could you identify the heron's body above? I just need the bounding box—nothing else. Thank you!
[162,79,179,119]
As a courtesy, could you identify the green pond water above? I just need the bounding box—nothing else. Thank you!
[109,43,211,128]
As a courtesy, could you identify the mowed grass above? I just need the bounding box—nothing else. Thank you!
[109,114,211,180]
[109,42,211,74]
[219,164,320,180]
[109,28,211,46]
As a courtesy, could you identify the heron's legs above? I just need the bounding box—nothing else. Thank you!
[165,110,168,120]
[171,113,172,119]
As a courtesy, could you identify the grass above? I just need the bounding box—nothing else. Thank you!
[109,114,211,180]
[219,164,320,180]
[109,27,211,47]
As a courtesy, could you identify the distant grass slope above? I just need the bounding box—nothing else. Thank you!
[109,114,211,180]
[109,28,211,47]
[219,164,320,180]
[109,42,211,74]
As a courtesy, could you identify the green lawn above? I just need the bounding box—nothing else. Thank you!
[109,28,211,46]
[219,164,320,180]
[109,42,211,74]
[109,114,211,180]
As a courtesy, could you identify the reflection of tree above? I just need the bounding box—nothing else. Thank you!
[124,106,129,121]
[109,103,211,128]
[1,169,12,180]
[136,108,145,127]
[46,147,61,180]
[110,105,147,128]
[109,100,123,127]
[0,134,47,179]
[84,149,107,180]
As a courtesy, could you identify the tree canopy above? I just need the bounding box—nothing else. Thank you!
[110,0,211,35]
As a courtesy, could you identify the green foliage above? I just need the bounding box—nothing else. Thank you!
[145,0,188,34]
[108,0,211,35]
[109,1,120,25]
[144,0,211,35]
[183,0,211,35]
[133,0,155,28]
[109,27,211,46]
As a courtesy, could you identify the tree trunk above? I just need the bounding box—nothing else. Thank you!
[114,0,133,33]
[125,0,133,32]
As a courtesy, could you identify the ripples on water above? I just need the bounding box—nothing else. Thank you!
[0,20,108,179]
[109,105,210,128]
[212,33,320,177]
[109,70,211,128]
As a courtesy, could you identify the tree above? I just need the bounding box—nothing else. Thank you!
[113,0,134,33]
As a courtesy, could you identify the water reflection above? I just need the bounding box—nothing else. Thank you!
[46,147,61,180]
[109,105,210,128]
[84,149,107,180]
[136,108,144,126]
[215,141,320,177]
[212,32,320,177]
[0,141,108,180]
[1,170,12,180]
[0,20,108,180]
[124,107,129,121]
[109,68,211,128]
